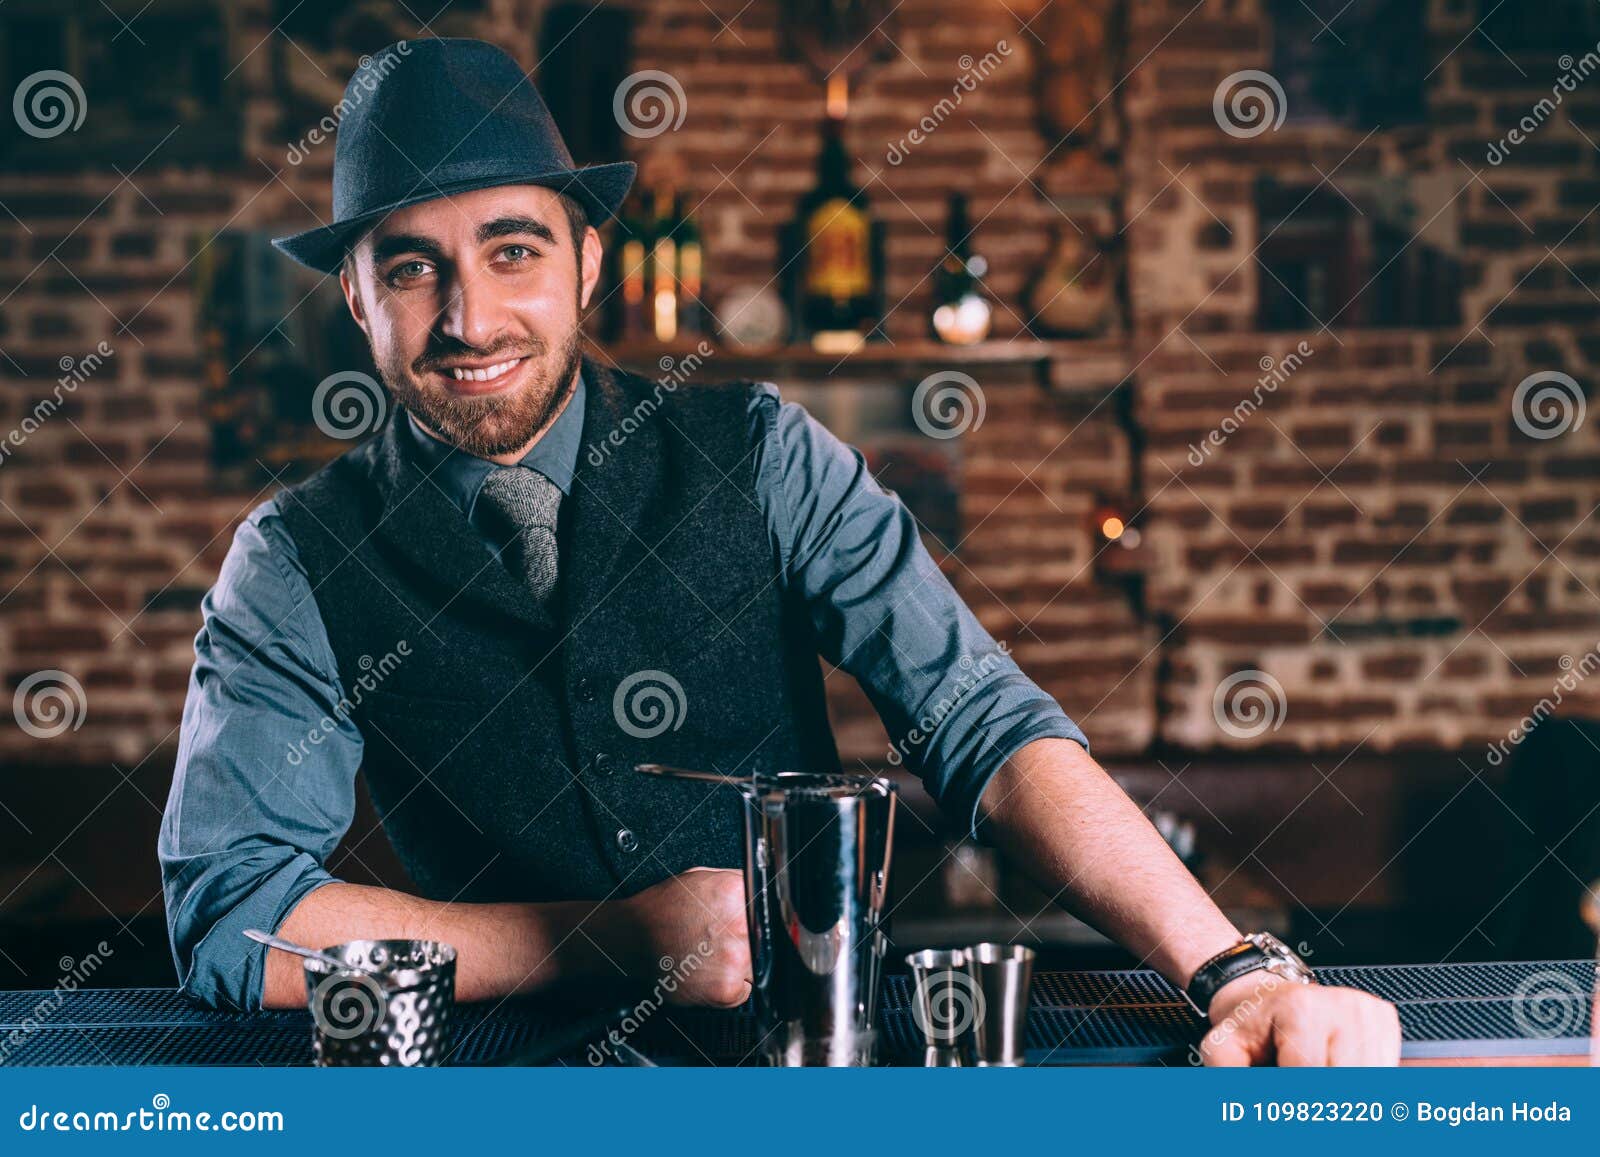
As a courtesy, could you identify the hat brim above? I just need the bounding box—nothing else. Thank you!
[271,161,637,274]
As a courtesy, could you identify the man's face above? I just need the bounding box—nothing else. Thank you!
[340,184,603,458]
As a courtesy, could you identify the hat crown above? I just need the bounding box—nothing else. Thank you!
[332,38,576,221]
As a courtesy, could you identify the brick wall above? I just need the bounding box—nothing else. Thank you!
[0,0,1595,773]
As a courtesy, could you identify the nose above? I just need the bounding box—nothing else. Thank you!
[438,267,507,350]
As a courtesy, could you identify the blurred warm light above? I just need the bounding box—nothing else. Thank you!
[1100,515,1125,540]
[826,73,848,118]
[932,294,992,344]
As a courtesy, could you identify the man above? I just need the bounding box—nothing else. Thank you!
[160,38,1400,1065]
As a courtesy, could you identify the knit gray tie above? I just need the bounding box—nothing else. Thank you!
[476,466,562,607]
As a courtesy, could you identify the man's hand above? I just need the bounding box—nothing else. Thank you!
[618,867,753,1008]
[1200,974,1401,1066]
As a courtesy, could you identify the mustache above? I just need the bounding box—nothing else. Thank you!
[413,338,546,374]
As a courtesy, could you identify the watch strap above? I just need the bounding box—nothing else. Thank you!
[1185,941,1272,1019]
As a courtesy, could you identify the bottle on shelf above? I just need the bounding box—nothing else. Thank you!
[781,74,885,353]
[648,184,678,344]
[674,192,705,339]
[605,186,650,342]
[931,191,992,345]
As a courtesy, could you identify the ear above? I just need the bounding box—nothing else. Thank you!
[578,225,603,310]
[339,253,369,336]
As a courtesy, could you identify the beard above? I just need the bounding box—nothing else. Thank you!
[380,324,584,458]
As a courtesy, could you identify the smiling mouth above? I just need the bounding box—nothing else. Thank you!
[447,357,524,383]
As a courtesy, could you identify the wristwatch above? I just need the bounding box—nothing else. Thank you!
[1183,932,1315,1020]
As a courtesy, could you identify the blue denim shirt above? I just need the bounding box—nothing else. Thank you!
[159,380,1088,1009]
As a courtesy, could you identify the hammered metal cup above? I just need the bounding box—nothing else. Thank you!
[302,939,456,1066]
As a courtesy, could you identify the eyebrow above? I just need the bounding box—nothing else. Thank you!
[368,215,560,267]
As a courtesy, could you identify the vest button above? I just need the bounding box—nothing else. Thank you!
[593,752,614,776]
[615,828,639,853]
[576,677,596,703]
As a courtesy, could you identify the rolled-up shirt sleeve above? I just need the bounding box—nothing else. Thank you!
[158,500,359,1010]
[749,384,1089,839]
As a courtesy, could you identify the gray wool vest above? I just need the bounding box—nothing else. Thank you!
[275,357,841,904]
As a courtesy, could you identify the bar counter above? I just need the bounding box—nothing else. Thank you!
[1,960,1590,1067]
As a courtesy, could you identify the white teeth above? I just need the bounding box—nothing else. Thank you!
[450,359,519,382]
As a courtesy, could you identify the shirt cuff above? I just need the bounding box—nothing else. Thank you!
[173,853,338,1011]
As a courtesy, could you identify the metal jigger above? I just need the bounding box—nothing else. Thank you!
[906,948,977,1066]
[965,943,1035,1066]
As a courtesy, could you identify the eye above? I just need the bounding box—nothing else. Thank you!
[498,243,537,264]
[385,259,433,286]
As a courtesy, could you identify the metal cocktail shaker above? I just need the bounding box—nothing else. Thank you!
[743,772,897,1066]
[634,764,897,1066]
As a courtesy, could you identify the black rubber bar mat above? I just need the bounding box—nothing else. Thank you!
[0,960,1590,1066]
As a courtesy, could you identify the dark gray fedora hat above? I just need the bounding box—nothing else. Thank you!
[272,38,635,274]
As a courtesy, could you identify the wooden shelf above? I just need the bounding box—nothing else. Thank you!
[595,338,1131,388]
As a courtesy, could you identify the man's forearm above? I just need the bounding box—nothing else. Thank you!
[977,736,1242,989]
[263,881,635,1007]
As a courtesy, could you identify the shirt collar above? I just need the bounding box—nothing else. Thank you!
[404,372,586,517]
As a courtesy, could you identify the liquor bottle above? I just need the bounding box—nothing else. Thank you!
[931,192,992,345]
[648,185,678,343]
[784,75,884,352]
[674,193,705,338]
[607,187,650,342]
